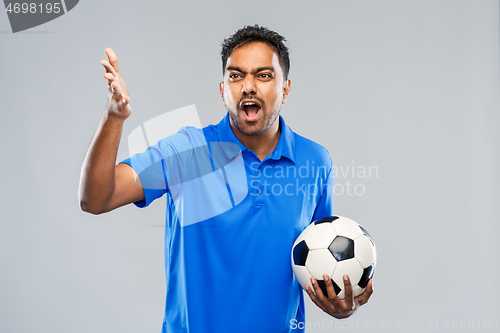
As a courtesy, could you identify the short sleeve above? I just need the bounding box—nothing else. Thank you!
[119,127,210,209]
[119,144,168,208]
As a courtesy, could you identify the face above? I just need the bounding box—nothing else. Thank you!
[220,41,291,137]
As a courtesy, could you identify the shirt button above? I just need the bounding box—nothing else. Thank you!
[256,188,262,195]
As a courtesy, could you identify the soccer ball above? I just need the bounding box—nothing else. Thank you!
[291,216,376,299]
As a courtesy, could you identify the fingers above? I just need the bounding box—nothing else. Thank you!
[108,84,130,108]
[305,280,328,313]
[355,279,374,306]
[101,61,118,93]
[100,47,119,78]
[106,77,129,104]
[105,47,120,73]
[323,274,343,309]
[104,72,115,86]
[101,50,128,105]
[109,81,127,102]
[120,95,130,107]
[366,279,374,295]
[306,274,371,319]
[100,59,116,76]
[343,275,355,310]
[311,277,327,303]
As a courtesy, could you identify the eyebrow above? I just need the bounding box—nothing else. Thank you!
[226,66,275,74]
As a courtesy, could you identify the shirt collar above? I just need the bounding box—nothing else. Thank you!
[217,113,295,164]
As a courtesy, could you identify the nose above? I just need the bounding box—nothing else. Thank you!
[241,75,257,95]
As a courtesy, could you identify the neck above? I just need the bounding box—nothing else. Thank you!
[231,117,281,162]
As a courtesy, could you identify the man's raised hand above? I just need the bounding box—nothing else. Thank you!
[100,47,131,119]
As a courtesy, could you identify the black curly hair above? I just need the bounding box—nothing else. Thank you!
[221,25,290,80]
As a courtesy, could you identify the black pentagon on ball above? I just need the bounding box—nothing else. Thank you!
[328,236,354,261]
[292,240,309,266]
[359,225,375,246]
[358,264,375,288]
[313,216,339,225]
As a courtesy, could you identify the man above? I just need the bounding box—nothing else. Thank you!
[79,25,373,332]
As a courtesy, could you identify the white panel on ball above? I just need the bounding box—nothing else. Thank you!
[331,259,363,292]
[293,222,315,246]
[305,249,338,278]
[351,285,364,298]
[332,216,364,240]
[354,236,376,268]
[336,285,365,300]
[292,264,313,292]
[303,223,336,250]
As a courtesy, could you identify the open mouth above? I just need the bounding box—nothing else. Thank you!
[240,100,261,121]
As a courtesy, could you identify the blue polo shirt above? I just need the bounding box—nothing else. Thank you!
[121,113,334,333]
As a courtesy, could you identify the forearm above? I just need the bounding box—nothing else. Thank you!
[79,112,125,214]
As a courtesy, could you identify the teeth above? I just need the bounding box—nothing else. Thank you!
[244,102,257,106]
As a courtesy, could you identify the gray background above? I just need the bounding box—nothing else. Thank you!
[1,0,499,332]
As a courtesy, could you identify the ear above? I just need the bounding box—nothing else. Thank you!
[282,79,291,104]
[219,81,225,105]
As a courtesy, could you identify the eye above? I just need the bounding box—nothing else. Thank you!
[229,73,241,79]
[259,73,272,79]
